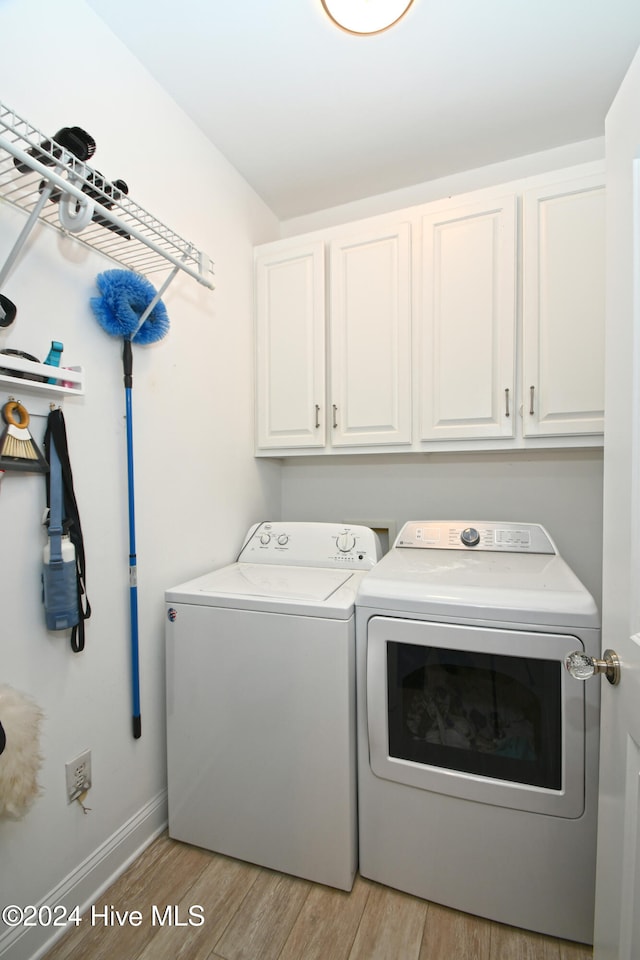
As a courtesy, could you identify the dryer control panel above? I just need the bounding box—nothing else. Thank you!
[395,521,556,554]
[238,521,382,568]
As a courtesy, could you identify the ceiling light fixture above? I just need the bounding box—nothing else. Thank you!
[321,0,415,35]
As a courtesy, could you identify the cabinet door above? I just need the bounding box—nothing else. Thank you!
[329,223,412,447]
[419,195,517,441]
[255,242,325,449]
[522,173,605,437]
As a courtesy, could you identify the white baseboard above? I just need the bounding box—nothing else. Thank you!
[0,790,168,960]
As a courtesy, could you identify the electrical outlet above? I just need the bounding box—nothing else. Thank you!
[65,750,92,804]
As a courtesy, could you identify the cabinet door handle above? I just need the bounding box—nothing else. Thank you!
[529,385,535,415]
[315,404,320,429]
[505,388,510,418]
[332,404,338,429]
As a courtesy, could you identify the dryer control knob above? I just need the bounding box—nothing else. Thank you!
[336,533,356,553]
[259,533,271,545]
[277,534,289,545]
[460,527,480,547]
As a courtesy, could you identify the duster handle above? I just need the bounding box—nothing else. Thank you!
[123,339,141,739]
[123,339,133,388]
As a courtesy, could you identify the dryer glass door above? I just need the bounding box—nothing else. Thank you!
[387,642,562,790]
[366,617,586,817]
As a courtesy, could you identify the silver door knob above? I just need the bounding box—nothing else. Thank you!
[564,649,621,686]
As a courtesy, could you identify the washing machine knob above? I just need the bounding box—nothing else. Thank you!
[259,533,271,545]
[277,534,289,545]
[336,533,356,553]
[460,527,480,547]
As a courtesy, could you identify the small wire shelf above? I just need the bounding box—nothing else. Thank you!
[0,101,215,291]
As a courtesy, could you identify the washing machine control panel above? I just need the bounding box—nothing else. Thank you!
[395,521,556,554]
[238,521,382,568]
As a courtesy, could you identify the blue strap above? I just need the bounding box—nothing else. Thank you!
[48,437,63,563]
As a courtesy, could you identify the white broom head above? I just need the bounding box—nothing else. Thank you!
[0,685,44,819]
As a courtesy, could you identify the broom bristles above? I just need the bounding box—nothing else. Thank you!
[1,424,39,460]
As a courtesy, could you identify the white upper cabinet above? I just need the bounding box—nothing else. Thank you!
[329,223,412,446]
[522,172,606,437]
[254,162,605,456]
[254,241,325,449]
[419,195,517,440]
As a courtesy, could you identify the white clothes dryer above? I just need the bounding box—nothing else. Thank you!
[165,521,381,891]
[356,521,600,943]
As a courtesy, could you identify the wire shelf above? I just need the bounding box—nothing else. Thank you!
[0,101,215,289]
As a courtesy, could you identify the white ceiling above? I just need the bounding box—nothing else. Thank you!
[85,0,640,220]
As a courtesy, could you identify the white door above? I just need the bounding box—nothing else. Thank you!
[329,222,412,446]
[522,170,606,437]
[591,44,640,960]
[254,240,326,449]
[419,194,516,440]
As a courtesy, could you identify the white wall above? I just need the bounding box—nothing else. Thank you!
[281,450,603,609]
[0,2,281,957]
[281,138,605,235]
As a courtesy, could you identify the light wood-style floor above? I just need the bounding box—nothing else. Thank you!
[43,833,593,960]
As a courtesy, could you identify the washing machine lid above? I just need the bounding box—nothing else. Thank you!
[357,522,599,628]
[165,563,360,618]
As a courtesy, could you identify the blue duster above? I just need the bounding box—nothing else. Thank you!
[90,269,170,739]
[90,269,169,344]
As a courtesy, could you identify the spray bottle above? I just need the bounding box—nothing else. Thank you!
[44,340,63,384]
[42,530,78,630]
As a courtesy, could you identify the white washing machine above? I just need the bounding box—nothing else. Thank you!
[356,521,600,943]
[165,520,381,891]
